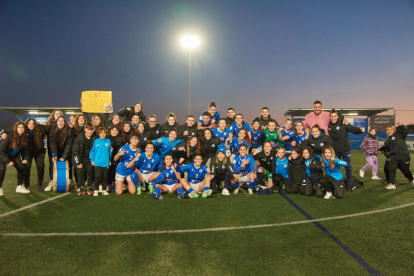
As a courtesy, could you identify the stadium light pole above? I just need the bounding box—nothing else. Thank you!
[181,35,200,115]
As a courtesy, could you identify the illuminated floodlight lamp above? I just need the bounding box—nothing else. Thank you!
[181,36,200,49]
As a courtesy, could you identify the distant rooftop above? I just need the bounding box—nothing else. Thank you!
[284,108,393,118]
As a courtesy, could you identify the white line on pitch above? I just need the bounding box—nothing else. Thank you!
[2,201,413,237]
[0,193,70,219]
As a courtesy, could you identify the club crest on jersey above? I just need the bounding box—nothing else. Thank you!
[212,144,215,147]
[144,137,147,141]
[151,159,155,163]
[156,131,159,134]
[105,143,109,147]
[336,126,340,130]
[320,143,324,146]
[392,137,395,140]
[222,165,225,169]
[284,164,287,168]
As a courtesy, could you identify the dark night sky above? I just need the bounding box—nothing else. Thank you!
[1,0,414,124]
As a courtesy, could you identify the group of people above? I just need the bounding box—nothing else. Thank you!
[0,100,413,199]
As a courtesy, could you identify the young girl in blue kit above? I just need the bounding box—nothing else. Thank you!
[90,127,112,196]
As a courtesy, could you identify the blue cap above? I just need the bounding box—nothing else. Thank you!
[217,144,226,153]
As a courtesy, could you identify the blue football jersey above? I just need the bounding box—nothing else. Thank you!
[295,132,307,145]
[212,127,230,144]
[251,129,264,149]
[179,163,209,184]
[280,127,295,151]
[160,166,180,185]
[232,154,255,175]
[229,122,252,137]
[228,137,251,155]
[116,144,138,176]
[275,157,289,179]
[134,152,163,174]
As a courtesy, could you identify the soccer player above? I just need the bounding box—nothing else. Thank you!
[198,102,220,129]
[320,146,347,199]
[254,141,276,190]
[113,134,141,195]
[226,128,251,157]
[250,117,265,154]
[264,120,282,149]
[120,122,135,145]
[137,121,150,152]
[271,147,290,191]
[231,145,256,195]
[179,154,213,198]
[197,112,215,135]
[150,155,187,199]
[279,119,295,153]
[128,141,163,194]
[178,115,198,141]
[130,114,140,129]
[229,114,252,139]
[291,120,307,146]
[153,129,184,158]
[73,122,96,195]
[90,126,112,196]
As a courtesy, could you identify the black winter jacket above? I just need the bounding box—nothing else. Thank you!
[72,132,96,165]
[49,127,74,160]
[178,124,198,140]
[145,123,163,140]
[288,157,306,185]
[383,125,410,162]
[328,120,362,153]
[300,130,333,156]
[161,122,181,137]
[118,107,146,123]
[0,134,29,164]
[202,137,221,163]
[210,156,234,178]
[307,157,323,184]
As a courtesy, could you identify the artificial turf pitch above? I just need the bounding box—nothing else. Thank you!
[0,152,413,275]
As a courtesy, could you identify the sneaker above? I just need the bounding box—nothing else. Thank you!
[102,190,109,196]
[222,188,230,196]
[93,190,99,196]
[149,185,154,194]
[37,183,44,191]
[151,191,163,199]
[324,191,333,199]
[87,188,94,195]
[178,191,187,199]
[188,191,199,199]
[359,170,365,178]
[136,187,142,195]
[98,185,103,193]
[78,191,84,196]
[385,184,396,190]
[0,188,3,196]
[202,189,212,198]
[234,188,239,195]
[248,188,253,195]
[25,185,30,191]
[44,180,53,192]
[371,176,381,180]
[16,185,30,194]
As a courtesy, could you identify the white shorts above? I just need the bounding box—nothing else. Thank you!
[141,172,154,183]
[115,173,132,181]
[162,183,178,194]
[251,147,262,154]
[191,182,201,193]
[238,173,251,183]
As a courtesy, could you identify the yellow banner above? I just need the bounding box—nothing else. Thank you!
[81,91,113,113]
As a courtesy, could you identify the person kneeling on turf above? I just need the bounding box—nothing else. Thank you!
[231,145,257,195]
[210,145,234,195]
[178,154,213,199]
[302,146,323,197]
[320,146,347,199]
[151,155,187,199]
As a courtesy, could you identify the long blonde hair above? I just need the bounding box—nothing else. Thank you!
[321,146,337,170]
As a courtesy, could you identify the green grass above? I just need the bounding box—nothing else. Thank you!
[1,152,414,275]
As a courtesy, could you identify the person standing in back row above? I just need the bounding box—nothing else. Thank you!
[328,109,364,189]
